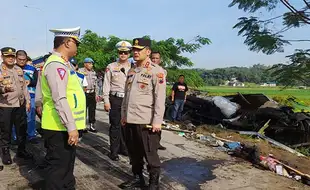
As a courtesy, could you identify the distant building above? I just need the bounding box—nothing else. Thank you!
[260,82,277,87]
[225,77,245,87]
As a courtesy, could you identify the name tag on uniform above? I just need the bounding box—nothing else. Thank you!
[141,73,151,79]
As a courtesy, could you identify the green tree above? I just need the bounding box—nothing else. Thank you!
[197,64,277,86]
[76,30,123,70]
[229,0,310,86]
[76,30,211,71]
[166,69,205,87]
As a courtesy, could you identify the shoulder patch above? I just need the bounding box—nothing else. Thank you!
[157,72,165,84]
[57,68,66,80]
[156,73,164,78]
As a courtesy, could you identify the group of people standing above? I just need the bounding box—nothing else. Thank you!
[0,25,189,190]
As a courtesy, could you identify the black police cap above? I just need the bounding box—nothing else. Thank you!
[132,38,151,49]
[1,47,16,56]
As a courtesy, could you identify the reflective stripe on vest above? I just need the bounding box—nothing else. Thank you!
[41,54,86,131]
[76,71,85,85]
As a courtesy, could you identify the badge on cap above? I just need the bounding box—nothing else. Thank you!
[134,39,139,45]
[57,68,66,80]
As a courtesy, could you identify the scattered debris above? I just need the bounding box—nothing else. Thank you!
[165,92,310,149]
[164,91,310,186]
[239,131,305,157]
[191,125,310,186]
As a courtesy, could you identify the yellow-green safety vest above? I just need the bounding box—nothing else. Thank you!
[41,54,86,131]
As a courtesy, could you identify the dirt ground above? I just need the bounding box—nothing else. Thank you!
[196,125,310,177]
[0,104,310,190]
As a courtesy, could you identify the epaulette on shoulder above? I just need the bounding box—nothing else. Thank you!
[14,65,22,71]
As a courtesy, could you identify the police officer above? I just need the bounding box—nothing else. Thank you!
[121,38,166,189]
[0,47,33,165]
[79,58,97,133]
[151,51,167,151]
[41,27,86,189]
[103,41,132,161]
[16,50,39,144]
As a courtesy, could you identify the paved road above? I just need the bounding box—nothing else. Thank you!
[0,104,309,190]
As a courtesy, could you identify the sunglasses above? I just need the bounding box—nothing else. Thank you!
[118,51,130,55]
[67,39,80,47]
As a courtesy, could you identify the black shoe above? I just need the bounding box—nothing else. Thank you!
[89,123,97,133]
[158,144,166,150]
[16,150,33,160]
[118,174,146,189]
[108,154,119,161]
[1,147,12,165]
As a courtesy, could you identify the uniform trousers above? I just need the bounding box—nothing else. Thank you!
[0,104,27,150]
[85,92,96,124]
[43,129,76,190]
[125,124,161,175]
[109,95,127,156]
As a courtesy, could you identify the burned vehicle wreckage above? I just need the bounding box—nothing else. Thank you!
[165,91,310,146]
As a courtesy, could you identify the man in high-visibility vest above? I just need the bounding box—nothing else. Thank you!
[41,26,86,189]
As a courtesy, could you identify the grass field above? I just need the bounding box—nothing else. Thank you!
[197,86,309,99]
[196,86,310,106]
